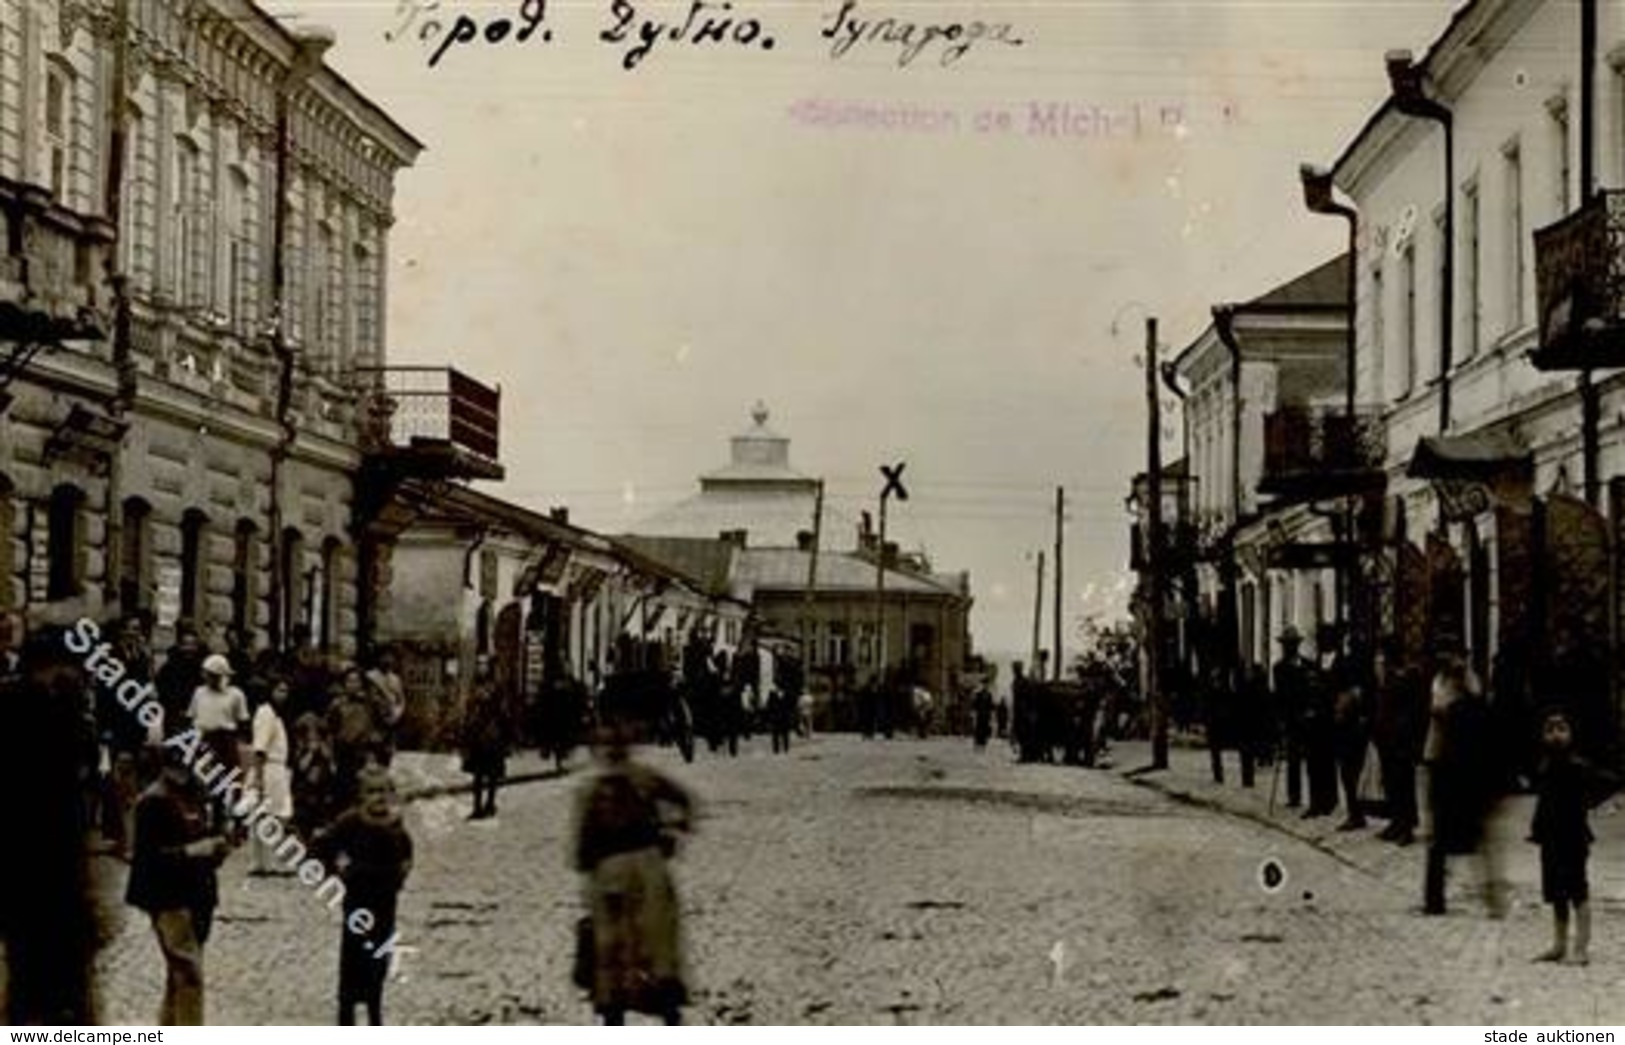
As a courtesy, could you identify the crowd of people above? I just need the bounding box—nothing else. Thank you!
[0,607,416,1025]
[1193,624,1619,961]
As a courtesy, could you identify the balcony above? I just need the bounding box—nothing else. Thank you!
[1532,189,1625,370]
[1259,405,1386,501]
[1128,520,1198,573]
[352,365,504,481]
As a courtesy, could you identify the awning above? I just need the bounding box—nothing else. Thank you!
[1405,432,1532,482]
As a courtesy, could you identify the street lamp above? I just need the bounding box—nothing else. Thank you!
[1386,48,1455,437]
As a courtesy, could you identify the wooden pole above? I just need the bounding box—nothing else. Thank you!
[1031,550,1045,671]
[1053,485,1065,680]
[1146,316,1168,769]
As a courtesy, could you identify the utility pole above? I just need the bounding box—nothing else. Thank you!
[1053,485,1064,680]
[1030,549,1046,671]
[875,463,908,683]
[801,479,825,669]
[1581,0,1601,507]
[1145,316,1168,770]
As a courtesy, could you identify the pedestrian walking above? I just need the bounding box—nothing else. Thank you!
[461,662,510,820]
[328,668,381,809]
[1530,709,1616,966]
[1422,652,1503,917]
[1373,640,1426,846]
[1331,646,1372,831]
[188,654,250,833]
[364,651,408,767]
[315,766,413,1025]
[126,745,231,1025]
[99,614,155,858]
[249,678,295,875]
[155,622,204,738]
[971,681,993,749]
[291,711,340,841]
[572,719,695,1025]
[1271,628,1314,810]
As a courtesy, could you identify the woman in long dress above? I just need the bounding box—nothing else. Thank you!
[572,721,694,1025]
[250,679,295,874]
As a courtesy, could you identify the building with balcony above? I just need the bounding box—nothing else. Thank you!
[1324,0,1624,749]
[0,0,455,664]
[1165,255,1356,678]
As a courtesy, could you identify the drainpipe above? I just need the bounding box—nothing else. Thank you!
[266,29,334,654]
[1215,306,1245,680]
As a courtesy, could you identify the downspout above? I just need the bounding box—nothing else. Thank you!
[1215,306,1245,678]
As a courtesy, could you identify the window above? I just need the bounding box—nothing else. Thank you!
[1370,260,1386,400]
[118,497,152,613]
[1400,241,1417,396]
[44,64,71,201]
[1462,182,1480,361]
[318,537,342,653]
[280,527,306,644]
[231,519,256,641]
[1434,210,1449,380]
[312,222,332,360]
[225,168,252,331]
[1504,140,1525,332]
[1548,93,1571,216]
[179,509,207,625]
[827,620,850,666]
[171,138,199,303]
[46,485,85,601]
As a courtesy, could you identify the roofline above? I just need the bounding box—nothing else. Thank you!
[223,0,426,159]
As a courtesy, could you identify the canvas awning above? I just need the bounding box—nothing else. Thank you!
[1405,432,1532,482]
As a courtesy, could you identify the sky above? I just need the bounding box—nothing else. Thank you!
[265,0,1460,659]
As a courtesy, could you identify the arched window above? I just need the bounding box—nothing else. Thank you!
[46,484,85,601]
[280,527,306,644]
[179,509,208,625]
[231,519,257,641]
[118,496,152,613]
[317,536,342,653]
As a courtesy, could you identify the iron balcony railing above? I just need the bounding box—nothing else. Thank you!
[1533,189,1625,370]
[1259,405,1387,500]
[352,365,501,463]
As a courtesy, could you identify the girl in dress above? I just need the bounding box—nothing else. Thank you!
[249,679,295,874]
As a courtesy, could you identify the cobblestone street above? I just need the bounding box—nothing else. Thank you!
[94,735,1625,1024]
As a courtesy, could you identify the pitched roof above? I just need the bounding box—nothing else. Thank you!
[613,536,739,598]
[735,548,967,598]
[1244,254,1350,311]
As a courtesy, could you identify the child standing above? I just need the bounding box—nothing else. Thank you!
[315,766,413,1025]
[1531,709,1613,966]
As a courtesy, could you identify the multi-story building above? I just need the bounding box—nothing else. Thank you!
[1322,0,1623,753]
[0,0,487,661]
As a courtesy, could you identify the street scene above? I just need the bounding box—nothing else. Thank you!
[7,0,1625,1028]
[87,736,1625,1025]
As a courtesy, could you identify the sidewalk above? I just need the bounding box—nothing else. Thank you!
[1108,736,1625,912]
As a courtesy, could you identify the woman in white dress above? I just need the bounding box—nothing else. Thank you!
[249,679,295,875]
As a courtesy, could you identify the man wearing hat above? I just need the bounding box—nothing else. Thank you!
[1272,626,1314,810]
[188,653,250,828]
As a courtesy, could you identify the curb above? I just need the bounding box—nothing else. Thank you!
[1117,764,1385,880]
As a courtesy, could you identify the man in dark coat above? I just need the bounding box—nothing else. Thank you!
[154,621,204,738]
[1423,653,1498,916]
[1373,639,1426,845]
[1272,627,1314,809]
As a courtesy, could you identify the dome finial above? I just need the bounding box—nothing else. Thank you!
[751,400,769,428]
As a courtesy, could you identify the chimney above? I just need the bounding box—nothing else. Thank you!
[795,530,814,551]
[719,529,748,548]
[550,507,570,525]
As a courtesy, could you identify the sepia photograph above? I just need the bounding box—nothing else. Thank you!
[3,0,1625,1028]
